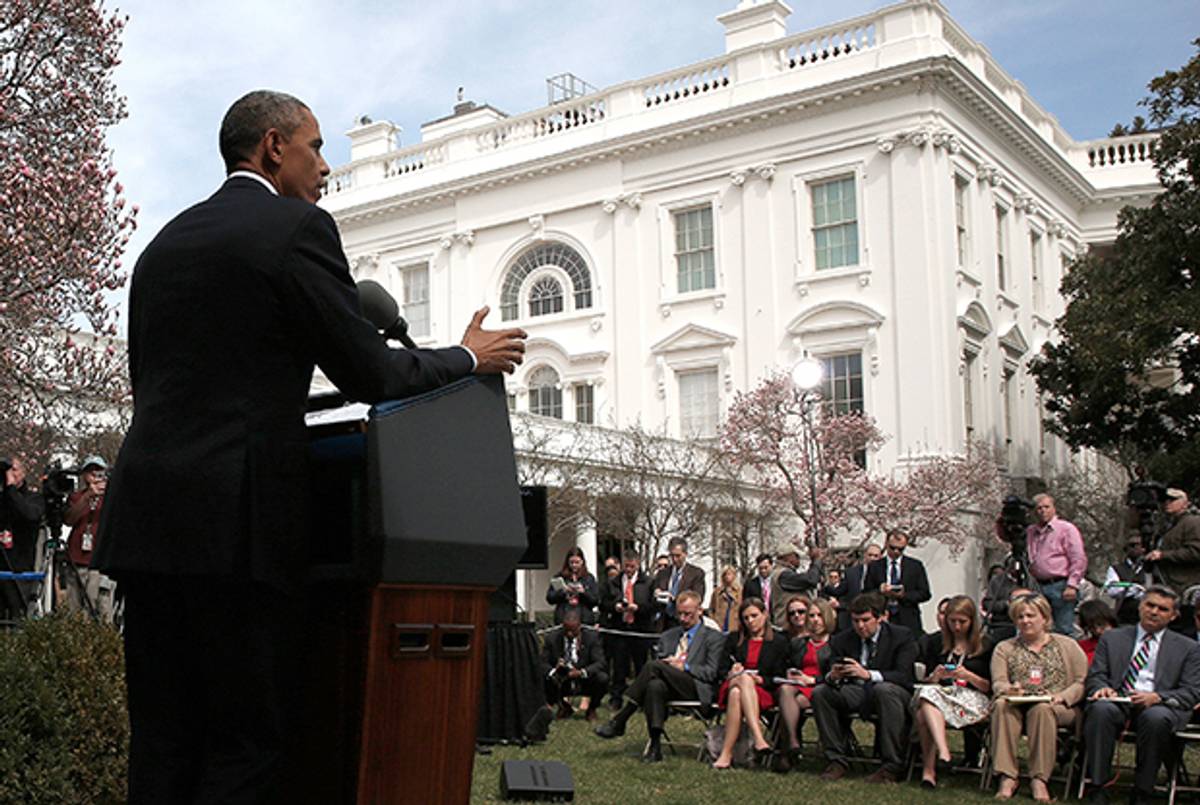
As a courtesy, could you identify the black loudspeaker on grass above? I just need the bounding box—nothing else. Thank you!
[499,760,574,802]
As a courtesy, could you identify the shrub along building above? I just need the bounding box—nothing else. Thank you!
[319,0,1159,628]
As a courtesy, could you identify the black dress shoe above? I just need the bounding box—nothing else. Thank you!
[523,707,554,742]
[642,743,663,763]
[1085,788,1109,805]
[594,720,625,739]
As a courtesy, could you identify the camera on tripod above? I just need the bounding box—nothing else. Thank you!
[1126,480,1167,547]
[997,495,1034,588]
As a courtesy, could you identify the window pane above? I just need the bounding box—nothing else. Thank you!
[574,383,594,424]
[812,177,858,270]
[674,206,716,293]
[402,265,430,337]
[679,369,719,438]
[529,366,563,419]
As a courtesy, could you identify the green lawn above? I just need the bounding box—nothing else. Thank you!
[471,703,1006,805]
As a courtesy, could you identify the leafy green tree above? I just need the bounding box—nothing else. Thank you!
[1030,40,1200,487]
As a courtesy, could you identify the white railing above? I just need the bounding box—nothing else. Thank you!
[384,142,447,177]
[641,61,732,107]
[777,20,876,71]
[475,95,607,152]
[327,167,353,194]
[1083,134,1157,168]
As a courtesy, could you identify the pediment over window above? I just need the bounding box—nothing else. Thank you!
[957,301,993,340]
[785,301,885,338]
[650,323,737,355]
[999,323,1030,356]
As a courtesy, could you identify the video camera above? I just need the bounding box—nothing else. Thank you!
[40,462,81,543]
[1127,479,1168,552]
[999,495,1033,551]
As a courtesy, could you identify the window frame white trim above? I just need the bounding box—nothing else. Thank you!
[657,191,723,305]
[791,161,870,285]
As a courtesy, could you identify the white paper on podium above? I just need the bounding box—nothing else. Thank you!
[305,402,371,428]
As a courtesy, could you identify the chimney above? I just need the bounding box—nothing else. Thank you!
[717,0,792,53]
[346,117,400,162]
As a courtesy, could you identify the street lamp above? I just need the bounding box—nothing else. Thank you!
[791,355,823,549]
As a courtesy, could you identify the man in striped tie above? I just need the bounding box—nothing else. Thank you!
[1083,586,1200,804]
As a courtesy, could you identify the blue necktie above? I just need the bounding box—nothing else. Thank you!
[888,560,900,613]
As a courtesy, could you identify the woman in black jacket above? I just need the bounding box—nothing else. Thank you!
[710,597,790,769]
[546,547,600,624]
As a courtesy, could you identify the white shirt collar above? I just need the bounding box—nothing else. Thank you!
[227,170,278,196]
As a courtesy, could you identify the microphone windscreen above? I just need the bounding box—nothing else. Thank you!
[357,279,400,331]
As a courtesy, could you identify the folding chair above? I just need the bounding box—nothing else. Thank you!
[1166,724,1200,805]
[904,721,990,784]
[649,700,716,761]
[984,723,1080,799]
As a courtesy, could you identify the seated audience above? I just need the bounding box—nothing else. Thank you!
[525,607,608,740]
[989,593,1088,802]
[709,566,742,634]
[1083,585,1200,805]
[594,591,724,762]
[711,598,789,768]
[780,594,811,639]
[813,592,918,784]
[1076,599,1118,665]
[919,597,952,661]
[914,594,992,789]
[546,547,599,624]
[776,597,835,769]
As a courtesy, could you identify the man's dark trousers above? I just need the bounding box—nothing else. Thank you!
[623,661,698,731]
[812,681,911,774]
[1084,701,1181,795]
[121,574,301,805]
[610,634,650,700]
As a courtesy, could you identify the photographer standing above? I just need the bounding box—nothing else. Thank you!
[1026,494,1087,635]
[61,456,113,620]
[0,457,45,623]
[1145,487,1200,630]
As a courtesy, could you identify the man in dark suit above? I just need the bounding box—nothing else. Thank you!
[600,549,654,706]
[0,457,45,623]
[541,608,608,719]
[813,592,918,784]
[828,543,882,632]
[743,552,773,602]
[1082,586,1200,805]
[94,91,527,804]
[651,536,706,630]
[864,530,931,635]
[594,590,724,762]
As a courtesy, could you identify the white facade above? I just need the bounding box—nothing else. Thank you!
[321,0,1158,628]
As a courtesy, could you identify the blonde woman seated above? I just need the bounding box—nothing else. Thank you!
[990,593,1088,802]
[709,566,742,634]
[913,594,992,789]
[776,597,834,767]
[710,597,789,769]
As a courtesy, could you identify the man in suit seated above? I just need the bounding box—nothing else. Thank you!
[651,537,706,631]
[525,607,608,741]
[813,592,918,784]
[1083,585,1200,804]
[865,530,931,635]
[593,590,723,762]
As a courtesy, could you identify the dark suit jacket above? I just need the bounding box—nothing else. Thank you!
[717,631,790,690]
[864,555,932,633]
[1086,625,1200,724]
[828,561,871,631]
[541,628,606,679]
[600,571,654,632]
[743,574,772,603]
[94,177,474,589]
[652,562,707,614]
[654,623,724,705]
[820,622,918,690]
[546,572,600,624]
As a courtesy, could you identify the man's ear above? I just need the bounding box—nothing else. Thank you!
[262,128,286,168]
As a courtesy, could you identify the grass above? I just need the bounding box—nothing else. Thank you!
[471,703,1005,805]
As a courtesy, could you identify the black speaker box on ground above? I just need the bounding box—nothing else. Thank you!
[500,760,574,802]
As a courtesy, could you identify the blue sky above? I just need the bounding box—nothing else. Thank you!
[106,0,1196,323]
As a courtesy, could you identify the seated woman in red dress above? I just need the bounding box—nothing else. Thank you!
[710,597,790,769]
[775,597,835,767]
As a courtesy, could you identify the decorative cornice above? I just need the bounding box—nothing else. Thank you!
[528,214,545,239]
[438,230,475,250]
[1014,194,1038,216]
[600,192,642,214]
[977,163,1003,187]
[875,125,960,155]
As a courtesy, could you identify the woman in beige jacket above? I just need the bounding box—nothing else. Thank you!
[989,593,1088,803]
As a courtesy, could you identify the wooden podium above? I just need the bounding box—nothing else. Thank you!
[287,376,527,805]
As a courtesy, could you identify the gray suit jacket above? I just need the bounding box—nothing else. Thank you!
[654,623,725,705]
[1086,624,1200,721]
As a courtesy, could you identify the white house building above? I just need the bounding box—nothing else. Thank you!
[320,0,1159,627]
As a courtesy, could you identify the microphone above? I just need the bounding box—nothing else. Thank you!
[357,279,418,349]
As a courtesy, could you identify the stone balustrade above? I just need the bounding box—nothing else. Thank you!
[1082,134,1158,168]
[777,19,876,71]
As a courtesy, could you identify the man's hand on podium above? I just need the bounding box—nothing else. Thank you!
[461,306,528,374]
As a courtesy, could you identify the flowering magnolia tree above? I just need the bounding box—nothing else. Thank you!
[721,370,1003,555]
[0,0,135,466]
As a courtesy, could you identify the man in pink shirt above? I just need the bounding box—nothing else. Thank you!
[1026,493,1088,634]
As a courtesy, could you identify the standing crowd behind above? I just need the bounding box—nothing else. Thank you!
[529,490,1200,805]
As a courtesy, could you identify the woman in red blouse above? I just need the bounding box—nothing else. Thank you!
[775,597,835,766]
[710,598,789,769]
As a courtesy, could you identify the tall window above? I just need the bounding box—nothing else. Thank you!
[954,175,969,268]
[500,242,593,321]
[678,368,719,438]
[812,176,858,270]
[528,276,564,317]
[401,264,430,338]
[819,352,864,415]
[963,350,977,441]
[573,383,594,424]
[1002,368,1016,465]
[674,206,716,293]
[995,206,1008,290]
[1030,232,1043,311]
[528,366,563,419]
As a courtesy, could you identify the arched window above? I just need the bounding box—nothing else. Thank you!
[527,366,563,419]
[528,276,564,317]
[500,242,593,321]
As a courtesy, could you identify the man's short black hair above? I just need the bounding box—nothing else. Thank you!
[849,592,886,617]
[754,552,773,565]
[667,537,688,553]
[219,90,310,172]
[561,606,582,623]
[621,548,640,563]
